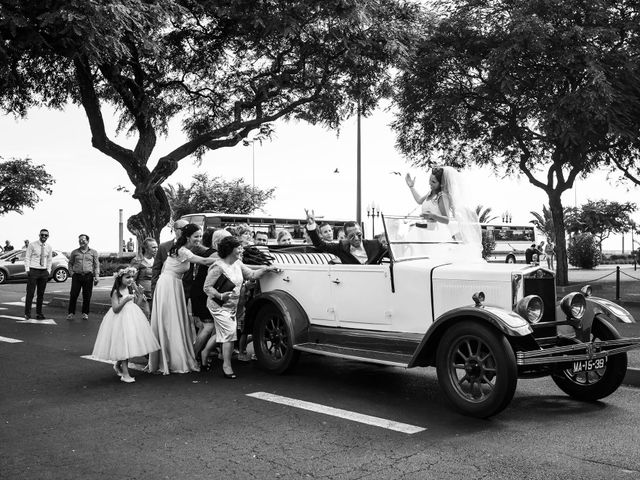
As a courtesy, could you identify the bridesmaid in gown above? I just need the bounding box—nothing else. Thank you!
[148,223,215,375]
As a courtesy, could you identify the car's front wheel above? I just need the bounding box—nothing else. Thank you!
[252,303,300,374]
[551,317,627,401]
[0,269,7,284]
[52,267,69,282]
[436,321,517,418]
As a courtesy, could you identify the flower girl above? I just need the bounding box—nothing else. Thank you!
[92,267,160,383]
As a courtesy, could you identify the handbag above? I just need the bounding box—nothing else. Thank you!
[212,272,236,306]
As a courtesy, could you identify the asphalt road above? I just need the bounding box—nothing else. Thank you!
[2,282,640,480]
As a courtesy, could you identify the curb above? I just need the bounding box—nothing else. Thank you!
[47,296,112,315]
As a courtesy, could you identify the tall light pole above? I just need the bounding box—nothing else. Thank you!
[243,138,259,193]
[356,99,362,226]
[118,209,123,254]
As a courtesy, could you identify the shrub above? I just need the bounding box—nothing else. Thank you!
[567,233,601,269]
[99,255,137,277]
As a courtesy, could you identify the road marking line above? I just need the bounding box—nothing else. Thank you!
[3,301,26,306]
[247,392,426,434]
[17,318,57,325]
[0,307,6,310]
[0,336,23,343]
[0,315,58,325]
[80,355,146,371]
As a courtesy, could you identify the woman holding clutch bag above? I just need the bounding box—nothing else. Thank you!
[202,236,278,379]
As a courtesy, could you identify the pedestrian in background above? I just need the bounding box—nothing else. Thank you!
[24,229,52,320]
[23,239,29,249]
[66,234,100,321]
[545,241,555,269]
[4,240,14,252]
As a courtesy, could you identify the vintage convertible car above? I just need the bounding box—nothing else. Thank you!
[245,215,640,417]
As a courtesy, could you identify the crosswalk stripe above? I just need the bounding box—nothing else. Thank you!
[0,336,23,343]
[247,392,426,434]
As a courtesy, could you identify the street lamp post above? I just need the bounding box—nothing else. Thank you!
[356,99,362,226]
[366,203,381,237]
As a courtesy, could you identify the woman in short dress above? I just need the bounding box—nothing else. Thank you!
[148,224,215,375]
[202,236,278,379]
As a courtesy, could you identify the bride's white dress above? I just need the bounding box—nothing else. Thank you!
[148,247,200,375]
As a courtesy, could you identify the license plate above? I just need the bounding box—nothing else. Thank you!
[572,357,607,373]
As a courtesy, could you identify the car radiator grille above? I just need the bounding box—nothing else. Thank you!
[523,270,556,338]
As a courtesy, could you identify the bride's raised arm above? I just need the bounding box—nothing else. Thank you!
[405,173,428,205]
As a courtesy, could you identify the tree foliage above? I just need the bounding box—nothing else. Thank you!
[567,233,601,269]
[565,200,637,250]
[0,157,55,215]
[165,173,275,220]
[393,0,640,284]
[530,205,556,243]
[0,0,419,242]
[475,205,498,224]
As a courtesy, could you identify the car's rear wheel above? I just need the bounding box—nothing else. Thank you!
[436,321,517,418]
[252,303,300,374]
[551,317,627,401]
[0,269,7,284]
[53,267,68,282]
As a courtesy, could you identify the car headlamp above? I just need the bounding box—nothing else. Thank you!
[560,292,586,320]
[580,285,592,298]
[515,295,544,324]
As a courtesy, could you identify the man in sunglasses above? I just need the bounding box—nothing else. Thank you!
[24,229,53,320]
[304,209,387,265]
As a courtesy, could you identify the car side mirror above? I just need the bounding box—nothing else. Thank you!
[11,257,17,263]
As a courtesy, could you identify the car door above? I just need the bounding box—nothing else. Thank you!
[260,263,336,327]
[7,250,27,280]
[328,263,393,328]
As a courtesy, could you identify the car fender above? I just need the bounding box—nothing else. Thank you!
[245,290,310,344]
[408,306,533,368]
[586,296,635,324]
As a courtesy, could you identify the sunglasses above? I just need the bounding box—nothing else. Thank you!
[348,232,363,239]
[40,234,49,237]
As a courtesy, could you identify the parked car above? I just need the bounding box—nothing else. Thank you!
[245,215,640,418]
[0,249,69,284]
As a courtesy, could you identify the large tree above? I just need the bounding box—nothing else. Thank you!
[0,0,418,242]
[0,157,54,215]
[393,0,640,284]
[165,173,274,219]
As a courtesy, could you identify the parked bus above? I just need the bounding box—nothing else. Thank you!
[177,212,346,244]
[481,223,537,263]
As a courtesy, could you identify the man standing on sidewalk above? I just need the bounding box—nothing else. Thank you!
[24,229,53,320]
[66,234,100,321]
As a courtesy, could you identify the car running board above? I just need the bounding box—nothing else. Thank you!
[294,343,412,367]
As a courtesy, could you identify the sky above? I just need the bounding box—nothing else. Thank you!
[1,101,639,254]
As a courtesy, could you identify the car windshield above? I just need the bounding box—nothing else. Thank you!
[382,215,484,262]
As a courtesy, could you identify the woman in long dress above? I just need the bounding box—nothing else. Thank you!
[402,166,482,258]
[201,236,278,379]
[148,223,215,375]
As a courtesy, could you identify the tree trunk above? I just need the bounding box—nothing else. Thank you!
[548,193,568,285]
[127,186,172,253]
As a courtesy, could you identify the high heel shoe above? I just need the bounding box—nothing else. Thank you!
[222,368,237,379]
[201,352,213,372]
[120,375,135,383]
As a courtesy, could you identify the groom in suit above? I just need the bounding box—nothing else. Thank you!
[305,209,387,264]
